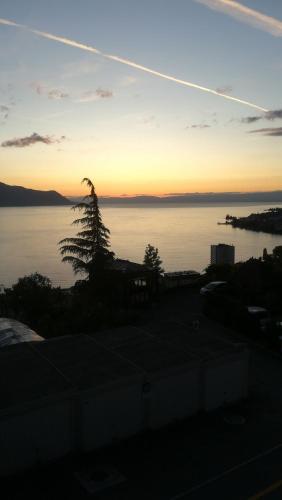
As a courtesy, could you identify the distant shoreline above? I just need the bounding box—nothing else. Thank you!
[1,201,282,208]
[70,191,282,206]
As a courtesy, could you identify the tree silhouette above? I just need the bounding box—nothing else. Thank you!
[143,244,164,274]
[59,178,114,281]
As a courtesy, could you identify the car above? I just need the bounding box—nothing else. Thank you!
[200,281,228,296]
[245,306,269,332]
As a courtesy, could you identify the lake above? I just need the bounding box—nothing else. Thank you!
[1,203,282,288]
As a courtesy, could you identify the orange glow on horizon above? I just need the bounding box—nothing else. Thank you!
[9,178,281,198]
[28,173,282,197]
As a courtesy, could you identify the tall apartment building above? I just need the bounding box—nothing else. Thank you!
[211,243,235,265]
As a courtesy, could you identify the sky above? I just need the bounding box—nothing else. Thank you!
[0,0,282,196]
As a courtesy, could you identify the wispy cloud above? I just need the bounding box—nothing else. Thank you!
[0,16,268,112]
[266,109,282,120]
[141,115,156,125]
[241,116,261,124]
[31,81,112,103]
[96,88,113,99]
[242,109,282,124]
[76,88,113,102]
[249,127,282,137]
[215,85,232,95]
[195,0,282,37]
[186,122,211,129]
[120,75,137,87]
[0,104,9,122]
[1,132,66,148]
[31,82,69,100]
[62,59,98,79]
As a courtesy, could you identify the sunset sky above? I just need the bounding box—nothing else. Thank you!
[0,0,281,196]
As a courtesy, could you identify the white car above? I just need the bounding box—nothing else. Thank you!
[200,281,228,296]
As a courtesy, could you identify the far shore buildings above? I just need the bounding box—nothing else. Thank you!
[211,243,235,265]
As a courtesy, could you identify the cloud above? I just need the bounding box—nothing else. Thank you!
[266,109,282,120]
[47,89,69,100]
[195,0,282,37]
[0,104,9,122]
[241,116,262,124]
[242,109,282,124]
[31,82,112,103]
[142,115,156,124]
[77,88,113,102]
[192,123,210,129]
[215,85,232,95]
[249,127,282,137]
[95,88,113,99]
[120,75,137,87]
[62,59,98,79]
[31,82,69,100]
[186,122,211,129]
[1,132,66,148]
[0,16,268,112]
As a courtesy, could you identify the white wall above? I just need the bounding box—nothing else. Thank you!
[80,381,144,450]
[203,353,248,411]
[148,367,201,429]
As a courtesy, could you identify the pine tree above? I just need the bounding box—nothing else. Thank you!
[59,178,114,281]
[143,244,164,274]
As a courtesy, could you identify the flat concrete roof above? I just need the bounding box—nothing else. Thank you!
[0,342,71,411]
[146,320,239,361]
[33,334,142,390]
[0,322,244,412]
[93,326,199,373]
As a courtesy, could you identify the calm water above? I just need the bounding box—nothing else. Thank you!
[1,203,282,288]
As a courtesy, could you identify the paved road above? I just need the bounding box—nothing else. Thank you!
[170,444,282,500]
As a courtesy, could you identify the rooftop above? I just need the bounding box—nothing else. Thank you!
[93,326,198,374]
[107,259,147,273]
[33,334,141,390]
[0,321,245,412]
[0,342,70,411]
[146,320,238,361]
[0,318,43,349]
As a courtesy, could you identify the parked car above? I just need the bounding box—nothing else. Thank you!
[244,306,270,335]
[200,281,228,296]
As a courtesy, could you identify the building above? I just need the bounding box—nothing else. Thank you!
[163,270,201,289]
[106,258,158,305]
[211,244,235,265]
[0,322,248,476]
[0,318,43,348]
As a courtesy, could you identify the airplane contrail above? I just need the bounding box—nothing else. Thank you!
[0,16,268,112]
[195,0,282,37]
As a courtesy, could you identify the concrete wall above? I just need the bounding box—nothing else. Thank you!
[203,351,249,411]
[80,379,145,450]
[148,367,201,429]
[0,400,73,476]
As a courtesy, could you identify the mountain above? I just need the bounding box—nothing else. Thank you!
[0,182,72,207]
[79,191,282,205]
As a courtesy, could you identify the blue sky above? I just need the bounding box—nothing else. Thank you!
[0,0,281,195]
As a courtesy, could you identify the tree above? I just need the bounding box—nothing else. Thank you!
[262,248,269,262]
[4,273,56,325]
[59,178,114,281]
[143,244,164,274]
[273,246,282,263]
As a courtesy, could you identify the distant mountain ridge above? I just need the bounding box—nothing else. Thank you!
[71,191,282,205]
[0,182,71,207]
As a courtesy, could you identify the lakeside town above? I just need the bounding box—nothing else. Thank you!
[1,178,282,498]
[1,1,282,497]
